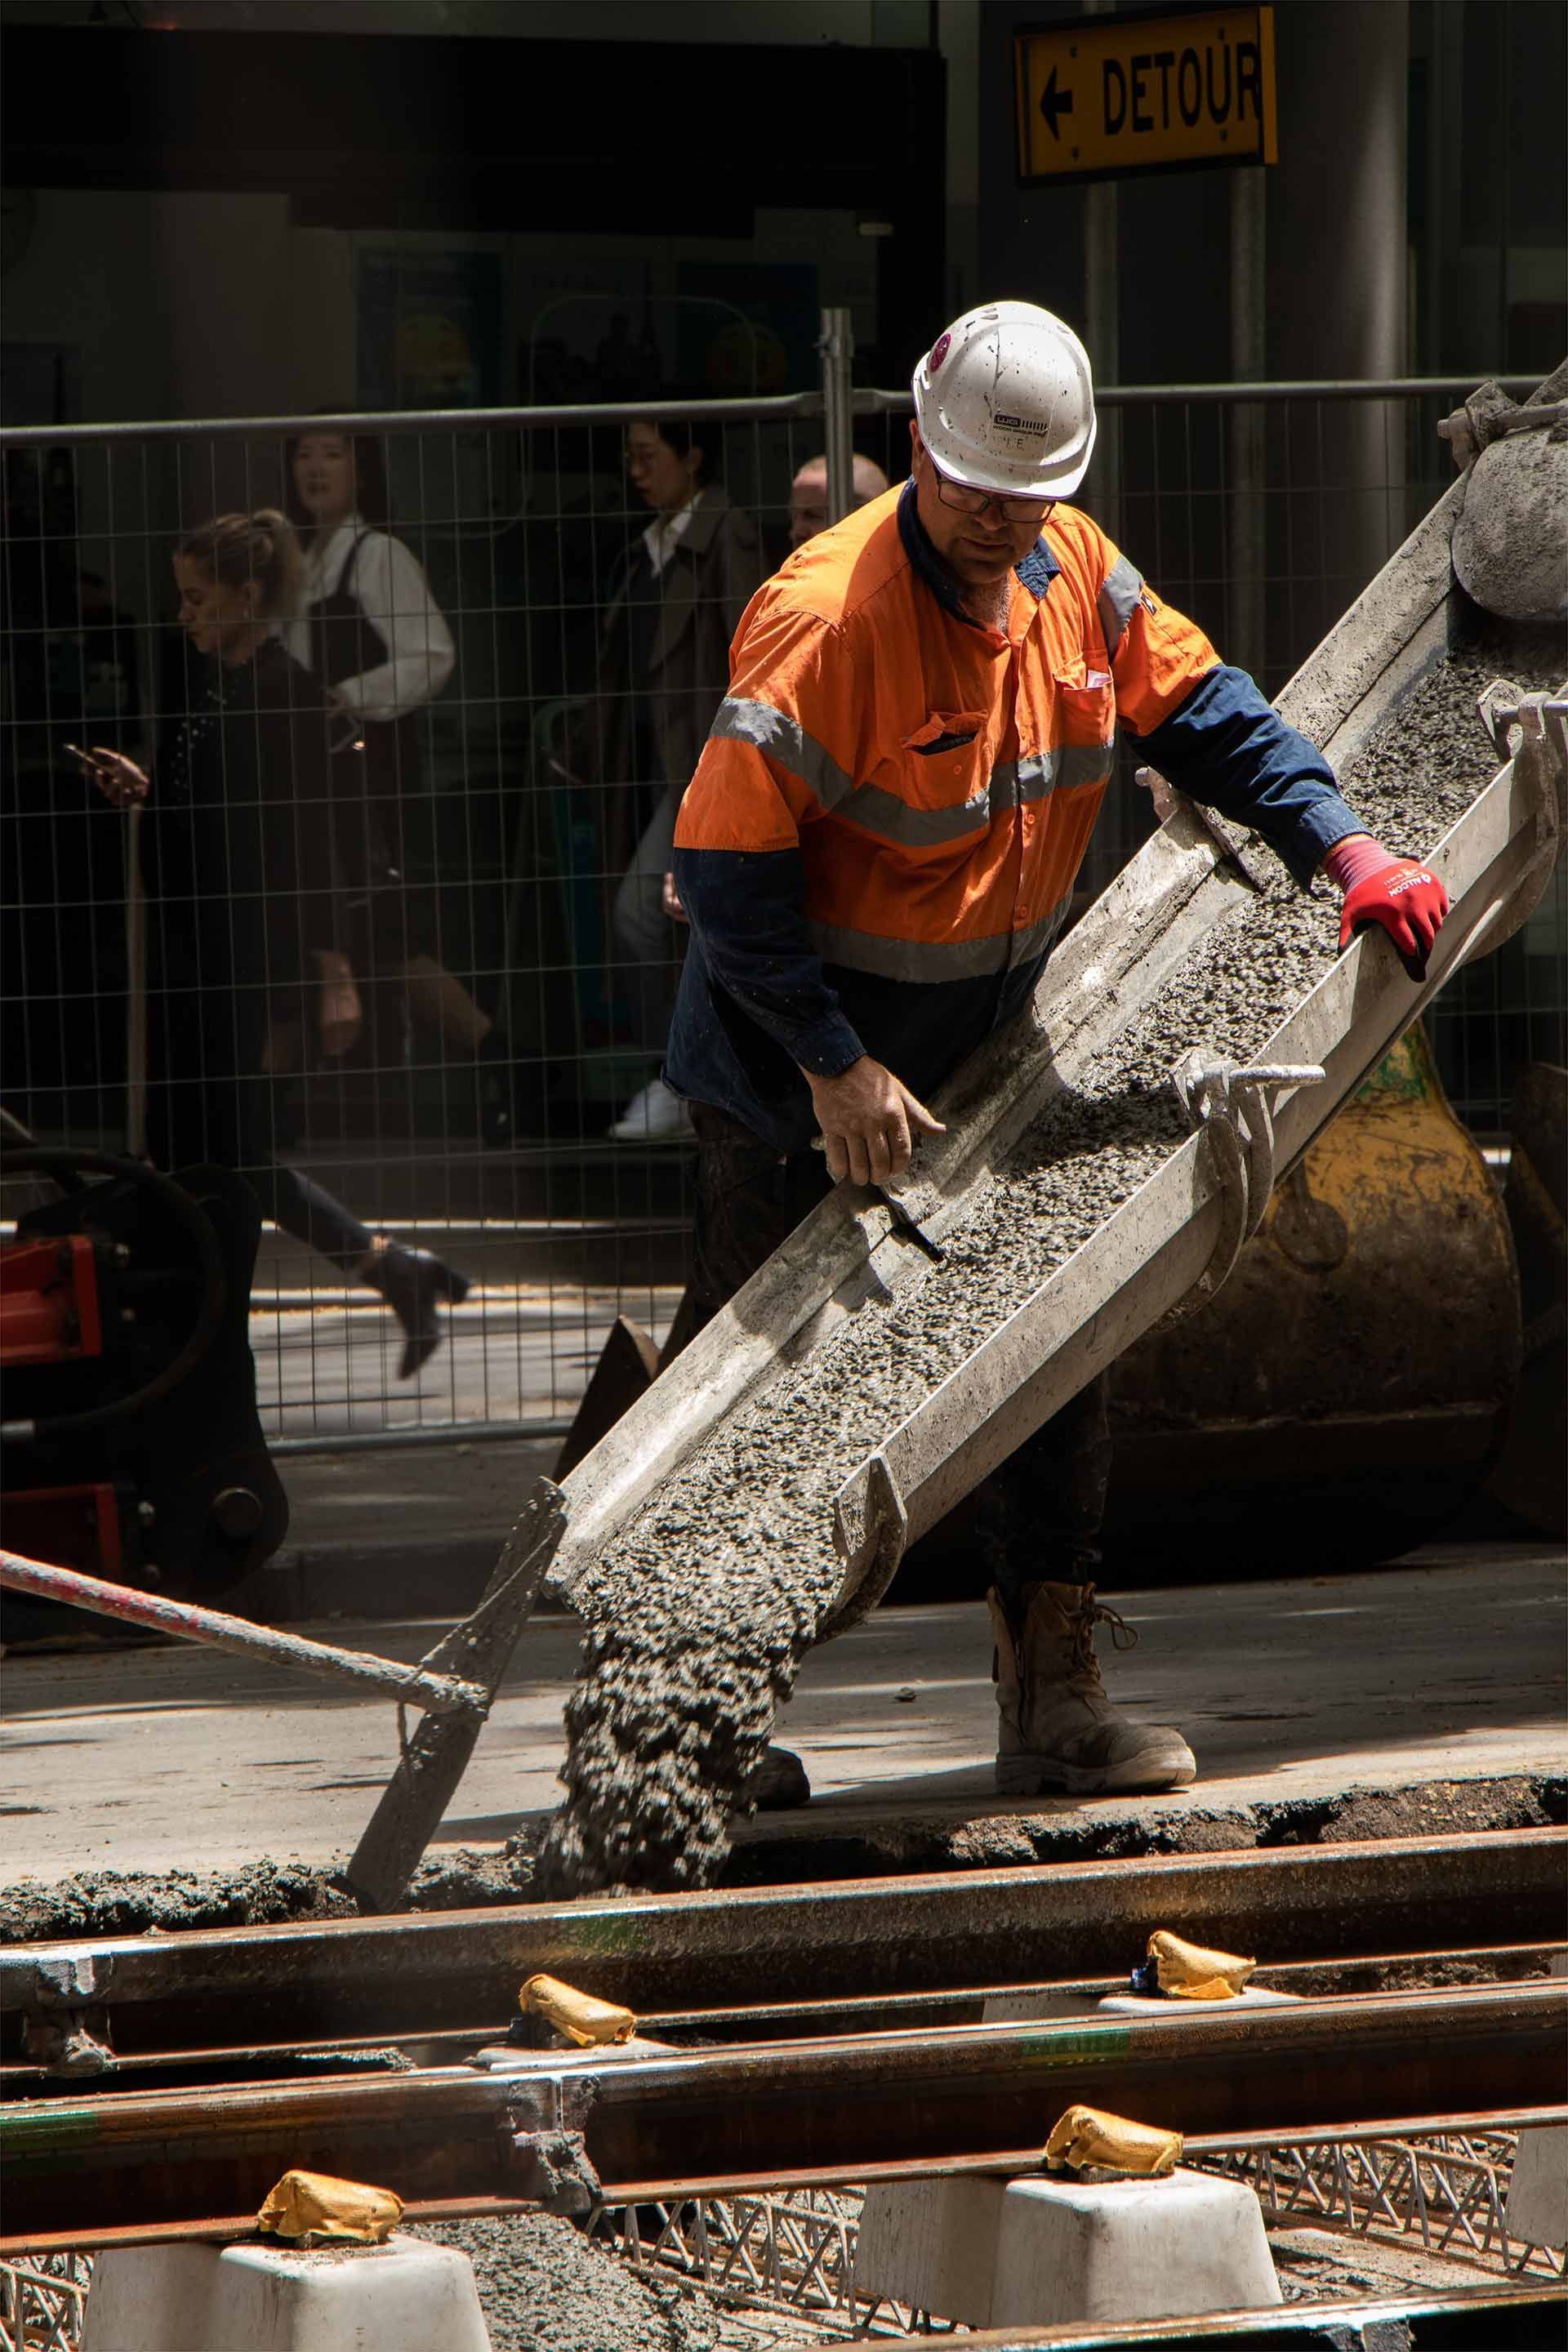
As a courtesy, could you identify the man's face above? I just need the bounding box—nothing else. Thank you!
[910,424,1050,590]
[788,463,831,547]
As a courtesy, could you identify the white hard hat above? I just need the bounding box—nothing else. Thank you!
[911,301,1097,499]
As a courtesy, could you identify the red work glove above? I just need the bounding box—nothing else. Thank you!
[1330,841,1450,982]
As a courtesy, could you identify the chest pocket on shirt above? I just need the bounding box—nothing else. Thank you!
[1054,672,1116,788]
[905,710,986,759]
[897,710,991,845]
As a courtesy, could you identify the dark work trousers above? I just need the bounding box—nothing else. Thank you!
[683,1102,1111,1611]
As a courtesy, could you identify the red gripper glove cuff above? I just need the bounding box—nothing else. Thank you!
[1331,845,1450,982]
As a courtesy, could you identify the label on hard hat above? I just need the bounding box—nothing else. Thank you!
[995,412,1051,435]
[929,332,951,372]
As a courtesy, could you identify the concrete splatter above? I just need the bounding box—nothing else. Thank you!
[407,2213,721,2352]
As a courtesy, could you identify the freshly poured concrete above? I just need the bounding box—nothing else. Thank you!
[2,1544,1561,1891]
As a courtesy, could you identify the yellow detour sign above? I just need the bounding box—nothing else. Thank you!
[1015,6,1277,182]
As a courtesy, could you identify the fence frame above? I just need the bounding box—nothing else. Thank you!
[1,354,1554,1453]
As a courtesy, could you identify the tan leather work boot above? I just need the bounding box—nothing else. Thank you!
[988,1580,1196,1796]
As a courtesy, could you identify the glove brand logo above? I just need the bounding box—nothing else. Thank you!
[929,332,951,372]
[1386,870,1438,898]
[995,411,1051,435]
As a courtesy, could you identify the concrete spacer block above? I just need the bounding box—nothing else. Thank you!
[988,2167,1282,2332]
[856,2166,1279,2330]
[81,2232,492,2351]
[1511,1951,1568,2249]
[1507,2127,1568,2252]
[853,2174,1006,2326]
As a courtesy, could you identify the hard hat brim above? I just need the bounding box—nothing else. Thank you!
[917,423,1098,504]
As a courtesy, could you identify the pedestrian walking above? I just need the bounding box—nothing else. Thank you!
[286,425,530,1145]
[75,509,470,1379]
[595,416,768,1140]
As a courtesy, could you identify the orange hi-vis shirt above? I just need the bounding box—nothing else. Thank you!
[675,483,1214,984]
[669,481,1358,1148]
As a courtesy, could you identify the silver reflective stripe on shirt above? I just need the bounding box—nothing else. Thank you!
[714,696,1111,851]
[807,893,1071,982]
[1098,555,1144,657]
[709,695,855,813]
[993,742,1115,808]
[833,780,991,848]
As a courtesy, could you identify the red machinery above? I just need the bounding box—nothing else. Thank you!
[1,1143,287,1622]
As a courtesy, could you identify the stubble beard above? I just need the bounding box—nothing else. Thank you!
[962,568,1014,631]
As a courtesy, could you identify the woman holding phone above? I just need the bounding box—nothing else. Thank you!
[74,508,469,1378]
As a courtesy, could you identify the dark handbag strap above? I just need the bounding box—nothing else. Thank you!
[340,529,368,599]
[312,530,376,710]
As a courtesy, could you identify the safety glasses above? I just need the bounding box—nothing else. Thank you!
[932,465,1057,526]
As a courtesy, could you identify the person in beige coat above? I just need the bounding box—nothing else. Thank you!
[596,418,767,1138]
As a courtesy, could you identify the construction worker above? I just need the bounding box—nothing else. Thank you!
[649,449,891,986]
[666,301,1449,1803]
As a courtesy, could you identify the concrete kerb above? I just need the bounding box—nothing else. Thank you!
[212,1439,561,1627]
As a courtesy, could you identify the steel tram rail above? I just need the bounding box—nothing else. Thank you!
[5,1829,1561,2065]
[4,1941,1557,2098]
[3,1983,1564,2243]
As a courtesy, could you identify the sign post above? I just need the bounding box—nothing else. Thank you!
[1015,6,1277,183]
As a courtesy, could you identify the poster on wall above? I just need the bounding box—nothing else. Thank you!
[675,262,820,394]
[355,250,504,409]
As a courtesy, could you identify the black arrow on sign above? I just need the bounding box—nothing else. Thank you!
[1038,64,1075,140]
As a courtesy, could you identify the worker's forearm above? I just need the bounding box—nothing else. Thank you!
[1131,665,1364,890]
[674,844,866,1075]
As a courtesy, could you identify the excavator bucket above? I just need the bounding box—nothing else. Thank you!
[1103,1020,1522,1571]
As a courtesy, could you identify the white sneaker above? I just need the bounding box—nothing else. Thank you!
[607,1076,693,1141]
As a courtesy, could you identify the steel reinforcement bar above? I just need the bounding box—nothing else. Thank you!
[4,1830,1561,2063]
[2,1982,1562,2244]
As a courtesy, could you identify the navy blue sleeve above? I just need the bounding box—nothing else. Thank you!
[673,843,866,1076]
[1128,665,1365,892]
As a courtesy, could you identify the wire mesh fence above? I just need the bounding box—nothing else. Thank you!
[2,360,1557,1449]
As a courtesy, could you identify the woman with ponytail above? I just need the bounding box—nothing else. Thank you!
[72,509,470,1379]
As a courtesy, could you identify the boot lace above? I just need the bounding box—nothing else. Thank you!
[1071,1584,1139,1677]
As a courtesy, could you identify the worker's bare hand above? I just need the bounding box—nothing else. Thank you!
[69,745,149,807]
[662,869,688,924]
[806,1057,945,1187]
